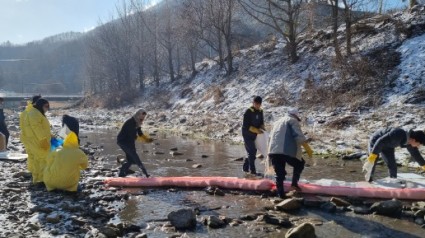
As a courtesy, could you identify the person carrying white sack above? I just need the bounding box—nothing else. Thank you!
[242,96,265,176]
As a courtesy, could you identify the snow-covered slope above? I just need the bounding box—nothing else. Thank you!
[75,6,425,166]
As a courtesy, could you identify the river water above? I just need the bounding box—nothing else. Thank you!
[83,131,424,238]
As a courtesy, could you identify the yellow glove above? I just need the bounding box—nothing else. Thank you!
[302,142,313,158]
[249,126,263,134]
[422,165,425,171]
[367,153,378,163]
[40,138,50,150]
[137,135,154,143]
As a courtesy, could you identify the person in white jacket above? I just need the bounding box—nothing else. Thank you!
[268,108,313,198]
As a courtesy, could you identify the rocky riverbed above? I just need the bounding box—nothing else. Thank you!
[1,105,425,237]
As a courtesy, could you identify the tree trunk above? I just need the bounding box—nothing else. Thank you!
[378,0,384,14]
[138,57,144,91]
[225,1,233,75]
[345,6,352,55]
[288,1,298,63]
[410,0,417,8]
[167,46,175,82]
[190,48,197,77]
[217,28,224,69]
[332,0,343,62]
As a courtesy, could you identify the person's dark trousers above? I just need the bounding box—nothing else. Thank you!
[381,148,397,178]
[0,122,9,147]
[368,134,397,180]
[270,154,305,198]
[242,130,257,174]
[118,142,149,177]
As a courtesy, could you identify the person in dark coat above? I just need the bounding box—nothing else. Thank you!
[242,96,265,175]
[0,97,10,148]
[117,109,153,177]
[363,128,425,182]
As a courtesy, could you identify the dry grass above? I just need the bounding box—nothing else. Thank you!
[300,52,395,110]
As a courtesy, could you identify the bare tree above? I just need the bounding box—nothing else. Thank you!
[180,2,201,77]
[329,0,343,61]
[378,0,384,14]
[133,0,176,83]
[132,10,148,91]
[341,0,368,55]
[409,0,417,8]
[238,0,307,63]
[86,2,134,96]
[184,0,235,75]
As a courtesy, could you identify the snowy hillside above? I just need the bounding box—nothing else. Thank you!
[75,6,425,166]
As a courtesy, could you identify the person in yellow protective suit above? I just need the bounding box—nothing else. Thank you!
[27,98,51,184]
[44,131,88,192]
[19,95,42,174]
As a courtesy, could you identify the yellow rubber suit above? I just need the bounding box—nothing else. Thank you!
[43,132,88,192]
[27,107,51,183]
[19,102,35,173]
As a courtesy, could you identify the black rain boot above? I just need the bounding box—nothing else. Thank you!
[243,159,249,172]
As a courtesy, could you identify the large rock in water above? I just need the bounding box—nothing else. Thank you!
[275,198,302,211]
[167,209,197,230]
[371,199,402,217]
[207,215,226,228]
[285,222,316,238]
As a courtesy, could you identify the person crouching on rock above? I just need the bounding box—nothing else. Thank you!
[268,108,313,198]
[62,114,80,145]
[363,128,425,182]
[43,131,88,192]
[117,109,153,177]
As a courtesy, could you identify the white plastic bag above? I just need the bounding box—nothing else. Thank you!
[264,156,275,177]
[255,131,275,176]
[255,131,269,158]
[362,160,374,182]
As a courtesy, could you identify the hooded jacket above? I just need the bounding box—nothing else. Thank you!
[43,132,88,192]
[268,114,307,160]
[370,128,425,166]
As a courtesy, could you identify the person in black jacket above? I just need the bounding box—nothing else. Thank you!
[242,96,265,175]
[117,109,153,177]
[0,97,9,148]
[363,128,425,182]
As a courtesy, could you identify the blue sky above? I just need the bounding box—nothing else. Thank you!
[0,0,160,44]
[0,0,409,45]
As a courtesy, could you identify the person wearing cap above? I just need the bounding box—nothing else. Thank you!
[117,109,153,177]
[242,96,265,175]
[268,108,313,198]
[0,97,9,148]
[363,128,425,182]
[19,95,42,174]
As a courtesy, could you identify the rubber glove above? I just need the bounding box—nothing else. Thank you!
[302,142,313,158]
[367,153,378,163]
[249,126,263,134]
[40,138,50,150]
[417,165,425,173]
[137,135,153,143]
